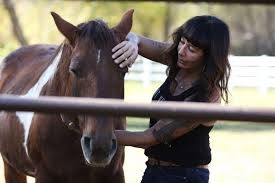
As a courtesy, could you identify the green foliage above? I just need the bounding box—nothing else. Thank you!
[0,4,20,55]
[1,1,275,57]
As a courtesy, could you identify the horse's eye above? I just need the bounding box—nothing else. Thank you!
[69,67,80,77]
[69,59,81,77]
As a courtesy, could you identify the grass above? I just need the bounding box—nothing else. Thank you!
[209,130,275,183]
[228,87,275,107]
[126,118,275,132]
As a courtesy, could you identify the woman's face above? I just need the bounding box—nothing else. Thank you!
[177,37,204,71]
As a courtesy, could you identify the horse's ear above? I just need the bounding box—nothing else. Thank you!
[112,9,134,40]
[51,12,78,46]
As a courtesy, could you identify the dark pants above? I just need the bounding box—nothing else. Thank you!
[141,165,209,183]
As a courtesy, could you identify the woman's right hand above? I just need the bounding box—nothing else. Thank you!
[112,33,139,68]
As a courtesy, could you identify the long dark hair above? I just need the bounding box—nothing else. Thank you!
[165,15,231,103]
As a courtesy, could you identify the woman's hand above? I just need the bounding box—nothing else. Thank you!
[112,33,139,68]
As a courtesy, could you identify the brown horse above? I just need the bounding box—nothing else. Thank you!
[0,9,133,183]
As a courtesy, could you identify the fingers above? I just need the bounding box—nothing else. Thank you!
[127,52,138,66]
[112,41,127,59]
[119,59,131,68]
[112,41,138,68]
[112,42,131,63]
[117,47,137,68]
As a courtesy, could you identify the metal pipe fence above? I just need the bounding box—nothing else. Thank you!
[0,95,274,123]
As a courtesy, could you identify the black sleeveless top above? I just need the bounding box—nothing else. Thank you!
[145,76,213,166]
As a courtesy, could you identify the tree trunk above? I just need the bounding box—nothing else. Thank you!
[163,3,173,41]
[3,0,28,45]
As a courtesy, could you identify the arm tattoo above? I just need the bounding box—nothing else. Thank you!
[150,41,169,65]
[152,41,166,50]
[152,119,197,145]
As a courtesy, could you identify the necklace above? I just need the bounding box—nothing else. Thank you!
[177,80,194,90]
[174,77,185,90]
[174,72,196,90]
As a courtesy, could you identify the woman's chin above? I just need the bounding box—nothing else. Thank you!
[177,61,188,69]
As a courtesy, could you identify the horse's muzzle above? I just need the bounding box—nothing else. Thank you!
[80,134,117,167]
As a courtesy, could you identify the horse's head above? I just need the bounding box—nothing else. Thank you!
[51,10,133,167]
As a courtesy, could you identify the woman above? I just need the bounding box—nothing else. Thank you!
[112,15,231,183]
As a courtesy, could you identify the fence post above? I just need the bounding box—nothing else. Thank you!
[258,55,269,95]
[228,55,236,91]
[142,57,152,87]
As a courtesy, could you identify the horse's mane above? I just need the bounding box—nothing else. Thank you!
[76,20,116,49]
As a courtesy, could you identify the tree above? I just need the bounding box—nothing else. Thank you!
[163,2,173,41]
[3,0,28,45]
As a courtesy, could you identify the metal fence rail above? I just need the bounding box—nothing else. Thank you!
[0,95,274,123]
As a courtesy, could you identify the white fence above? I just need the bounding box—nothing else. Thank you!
[1,55,274,93]
[125,56,275,93]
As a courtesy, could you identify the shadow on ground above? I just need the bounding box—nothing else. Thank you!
[213,121,275,131]
[127,117,275,132]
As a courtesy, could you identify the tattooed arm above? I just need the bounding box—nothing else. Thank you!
[115,119,201,149]
[152,90,222,144]
[151,119,200,145]
[115,90,221,149]
[137,34,171,65]
[151,94,221,144]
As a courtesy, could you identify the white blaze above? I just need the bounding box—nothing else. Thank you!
[97,49,101,64]
[16,46,63,156]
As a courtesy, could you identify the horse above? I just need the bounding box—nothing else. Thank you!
[0,9,133,183]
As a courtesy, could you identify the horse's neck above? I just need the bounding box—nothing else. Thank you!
[41,44,72,96]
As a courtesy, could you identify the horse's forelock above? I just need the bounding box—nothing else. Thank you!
[77,20,116,49]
